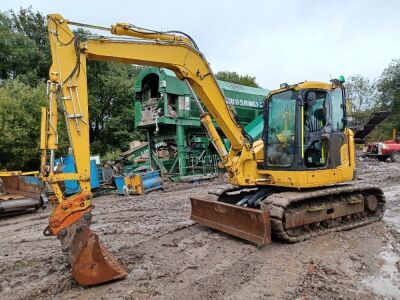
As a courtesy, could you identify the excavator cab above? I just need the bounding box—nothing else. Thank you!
[191,80,379,247]
[264,82,347,172]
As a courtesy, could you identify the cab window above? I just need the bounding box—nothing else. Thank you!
[331,87,345,131]
[303,91,329,168]
[265,91,296,167]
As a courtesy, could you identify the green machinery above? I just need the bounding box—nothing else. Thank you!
[128,67,268,181]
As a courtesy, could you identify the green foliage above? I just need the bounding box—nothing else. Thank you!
[371,58,400,140]
[10,7,48,50]
[215,71,259,88]
[0,7,49,83]
[0,80,46,170]
[10,7,49,81]
[101,149,122,164]
[345,74,377,112]
[377,59,400,113]
[87,62,145,155]
[349,59,400,141]
[0,8,145,169]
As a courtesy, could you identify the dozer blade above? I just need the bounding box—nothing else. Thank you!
[190,197,271,247]
[69,225,128,286]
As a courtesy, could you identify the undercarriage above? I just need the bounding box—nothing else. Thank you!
[190,183,385,245]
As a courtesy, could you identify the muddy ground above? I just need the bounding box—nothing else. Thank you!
[0,159,399,300]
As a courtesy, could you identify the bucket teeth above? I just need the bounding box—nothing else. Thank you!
[70,225,128,286]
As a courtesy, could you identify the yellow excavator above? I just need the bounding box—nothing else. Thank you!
[41,14,385,285]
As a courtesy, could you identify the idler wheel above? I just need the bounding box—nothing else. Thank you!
[365,195,378,212]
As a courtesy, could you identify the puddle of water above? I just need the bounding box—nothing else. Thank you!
[383,186,400,230]
[362,185,400,298]
[384,210,400,230]
[362,247,400,299]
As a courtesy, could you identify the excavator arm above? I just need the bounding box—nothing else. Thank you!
[41,14,267,285]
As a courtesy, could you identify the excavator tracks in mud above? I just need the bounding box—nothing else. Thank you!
[262,184,385,243]
[190,183,385,245]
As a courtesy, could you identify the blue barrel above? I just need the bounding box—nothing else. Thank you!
[61,155,80,194]
[114,176,125,194]
[90,159,100,189]
[141,171,163,193]
[60,155,100,194]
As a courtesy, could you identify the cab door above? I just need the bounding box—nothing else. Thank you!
[328,87,347,169]
[302,87,347,184]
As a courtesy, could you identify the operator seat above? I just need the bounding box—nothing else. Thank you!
[304,91,327,167]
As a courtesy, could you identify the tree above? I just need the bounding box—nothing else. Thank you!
[0,80,47,170]
[0,7,50,83]
[372,58,400,138]
[87,62,144,155]
[377,59,400,113]
[0,7,146,169]
[345,74,378,112]
[215,71,259,88]
[10,7,48,51]
[0,12,38,81]
[10,7,50,81]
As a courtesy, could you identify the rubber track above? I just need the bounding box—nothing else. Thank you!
[260,183,386,243]
[206,183,385,243]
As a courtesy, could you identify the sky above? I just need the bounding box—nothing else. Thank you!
[1,0,399,89]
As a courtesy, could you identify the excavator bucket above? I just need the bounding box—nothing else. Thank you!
[69,225,128,286]
[190,197,271,247]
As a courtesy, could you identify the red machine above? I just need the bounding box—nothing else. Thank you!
[364,131,400,162]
